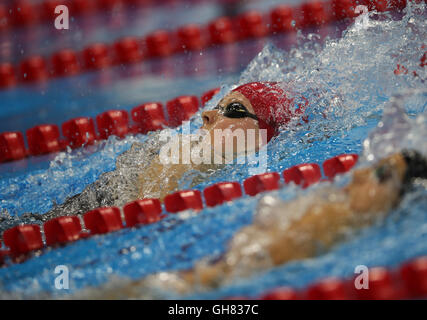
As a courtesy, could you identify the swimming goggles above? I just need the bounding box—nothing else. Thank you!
[214,102,258,120]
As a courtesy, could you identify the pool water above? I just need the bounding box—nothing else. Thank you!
[0,3,426,299]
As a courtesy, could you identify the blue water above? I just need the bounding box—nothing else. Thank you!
[0,3,426,298]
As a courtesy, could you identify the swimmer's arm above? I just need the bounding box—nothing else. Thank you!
[136,137,217,201]
[181,199,387,288]
[176,202,351,286]
[81,200,389,298]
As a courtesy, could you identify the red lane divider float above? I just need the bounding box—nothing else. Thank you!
[270,5,298,33]
[283,163,322,188]
[260,287,300,300]
[3,225,44,259]
[96,110,130,139]
[19,55,50,83]
[26,124,65,156]
[323,153,358,179]
[2,0,218,32]
[51,49,81,77]
[0,151,358,267]
[332,0,359,20]
[237,11,269,39]
[166,96,200,127]
[0,89,202,163]
[204,182,242,207]
[0,63,17,88]
[164,190,204,213]
[0,0,410,90]
[113,37,144,64]
[242,255,427,300]
[352,267,406,299]
[300,0,330,27]
[131,102,167,134]
[243,172,281,196]
[44,216,84,246]
[123,199,164,227]
[208,17,236,45]
[62,117,97,148]
[305,277,352,299]
[400,256,427,297]
[83,207,123,235]
[83,43,112,71]
[0,132,27,162]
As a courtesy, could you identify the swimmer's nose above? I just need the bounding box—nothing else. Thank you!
[202,110,218,126]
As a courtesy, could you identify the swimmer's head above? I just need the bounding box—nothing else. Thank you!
[370,150,427,188]
[201,82,305,157]
[347,150,427,213]
[232,82,303,141]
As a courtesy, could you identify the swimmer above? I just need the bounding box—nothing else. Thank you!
[136,82,303,199]
[23,82,303,224]
[79,149,427,299]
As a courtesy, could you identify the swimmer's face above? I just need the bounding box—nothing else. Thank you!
[201,91,265,158]
[346,153,407,213]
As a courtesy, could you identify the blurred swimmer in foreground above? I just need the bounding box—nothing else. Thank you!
[32,82,304,222]
[79,149,427,298]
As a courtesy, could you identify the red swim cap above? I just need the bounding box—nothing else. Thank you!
[233,82,307,141]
